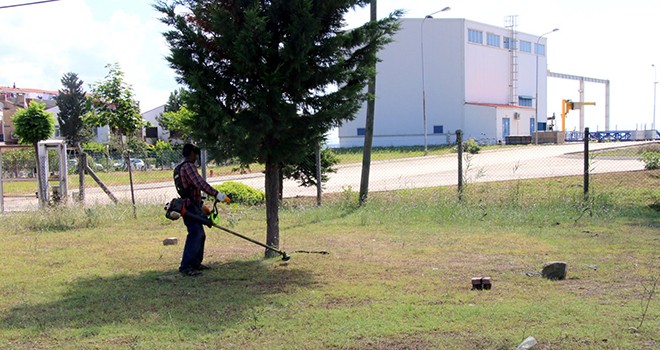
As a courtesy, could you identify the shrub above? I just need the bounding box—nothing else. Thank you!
[451,137,481,154]
[214,181,265,205]
[641,151,659,170]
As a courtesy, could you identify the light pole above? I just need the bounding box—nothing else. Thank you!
[421,6,450,155]
[653,64,657,133]
[534,28,559,144]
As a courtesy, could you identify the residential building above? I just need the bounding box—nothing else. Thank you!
[1,86,58,143]
[338,18,551,147]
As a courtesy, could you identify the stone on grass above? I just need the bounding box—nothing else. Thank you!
[542,261,567,280]
[163,237,178,246]
[517,336,538,350]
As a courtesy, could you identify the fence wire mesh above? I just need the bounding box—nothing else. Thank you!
[1,136,658,213]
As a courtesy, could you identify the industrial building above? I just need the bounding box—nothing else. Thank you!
[339,17,551,147]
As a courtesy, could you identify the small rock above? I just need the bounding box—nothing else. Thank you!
[517,336,538,350]
[542,261,567,280]
[163,237,178,246]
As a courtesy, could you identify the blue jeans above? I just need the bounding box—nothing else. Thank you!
[179,207,206,272]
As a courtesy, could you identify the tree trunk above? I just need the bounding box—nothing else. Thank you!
[264,161,280,258]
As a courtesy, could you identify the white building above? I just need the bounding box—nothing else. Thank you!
[141,105,169,142]
[339,18,551,147]
[47,106,111,144]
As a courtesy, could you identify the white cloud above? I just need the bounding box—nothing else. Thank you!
[0,0,178,111]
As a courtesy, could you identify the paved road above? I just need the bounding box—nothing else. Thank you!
[2,141,654,212]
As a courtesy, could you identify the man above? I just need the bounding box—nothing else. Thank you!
[175,143,228,276]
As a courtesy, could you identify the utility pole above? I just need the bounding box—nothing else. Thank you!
[653,64,657,132]
[359,0,377,205]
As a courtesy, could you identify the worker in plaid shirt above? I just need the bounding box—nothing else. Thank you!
[176,143,228,276]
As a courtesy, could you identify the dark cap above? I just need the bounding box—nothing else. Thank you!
[182,143,201,157]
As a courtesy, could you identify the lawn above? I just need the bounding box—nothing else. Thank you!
[0,171,658,349]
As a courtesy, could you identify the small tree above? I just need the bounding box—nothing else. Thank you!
[85,63,144,215]
[55,72,91,151]
[156,104,194,141]
[12,101,56,204]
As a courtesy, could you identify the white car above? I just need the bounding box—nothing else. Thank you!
[113,158,146,171]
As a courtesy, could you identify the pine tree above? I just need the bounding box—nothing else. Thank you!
[55,72,90,150]
[156,0,400,257]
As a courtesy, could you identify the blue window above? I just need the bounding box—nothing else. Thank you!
[357,128,366,136]
[468,29,482,44]
[535,43,545,56]
[519,97,533,107]
[433,125,444,134]
[503,37,517,50]
[486,33,500,47]
[530,118,535,135]
[520,40,532,53]
[538,122,547,131]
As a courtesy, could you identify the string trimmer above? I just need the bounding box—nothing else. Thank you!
[165,198,291,261]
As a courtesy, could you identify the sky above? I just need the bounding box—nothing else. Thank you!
[0,0,658,131]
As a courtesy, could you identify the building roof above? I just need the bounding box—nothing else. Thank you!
[465,102,534,110]
[0,86,58,96]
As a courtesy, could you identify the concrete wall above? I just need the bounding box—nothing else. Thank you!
[464,104,497,142]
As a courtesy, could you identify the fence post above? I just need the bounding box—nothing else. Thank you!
[0,149,4,213]
[201,148,207,181]
[78,152,86,201]
[126,151,137,218]
[583,127,590,199]
[316,143,322,206]
[457,129,463,202]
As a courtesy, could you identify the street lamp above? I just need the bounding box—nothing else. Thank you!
[421,6,450,155]
[653,64,657,133]
[534,28,559,144]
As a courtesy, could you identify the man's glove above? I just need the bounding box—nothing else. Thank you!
[216,192,231,204]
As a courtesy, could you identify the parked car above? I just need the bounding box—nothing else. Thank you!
[112,158,146,171]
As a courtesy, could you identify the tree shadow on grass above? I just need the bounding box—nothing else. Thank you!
[1,260,317,336]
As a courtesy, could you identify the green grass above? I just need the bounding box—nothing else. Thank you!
[0,171,658,349]
[587,142,659,158]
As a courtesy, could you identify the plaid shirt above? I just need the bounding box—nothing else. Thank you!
[178,161,218,207]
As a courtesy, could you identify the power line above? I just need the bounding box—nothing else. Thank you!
[0,0,62,10]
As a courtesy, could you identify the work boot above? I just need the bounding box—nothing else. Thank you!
[195,264,212,271]
[180,268,202,277]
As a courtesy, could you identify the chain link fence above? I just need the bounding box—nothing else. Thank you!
[1,131,658,213]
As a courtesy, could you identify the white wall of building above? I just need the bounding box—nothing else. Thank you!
[464,104,497,141]
[338,18,551,148]
[47,106,110,144]
[141,105,169,141]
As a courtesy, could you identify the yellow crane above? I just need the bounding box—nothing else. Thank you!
[561,99,596,131]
